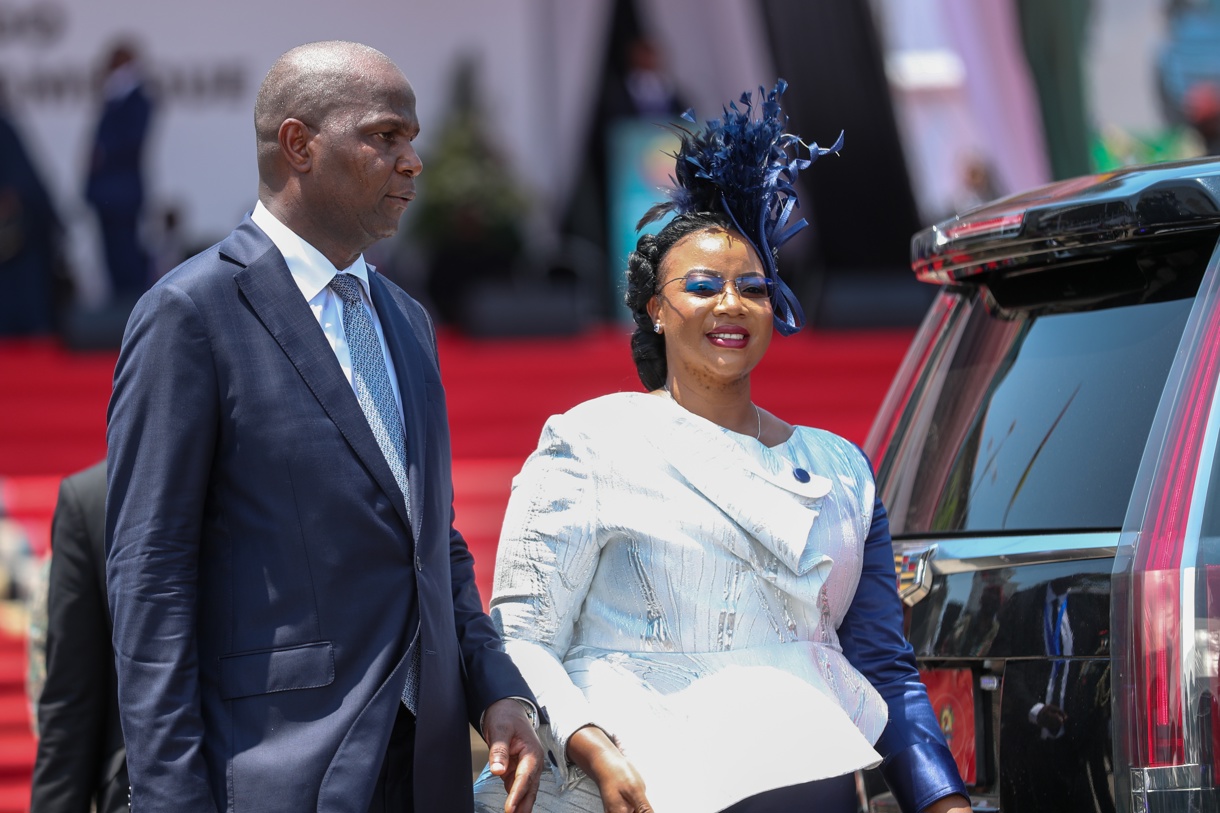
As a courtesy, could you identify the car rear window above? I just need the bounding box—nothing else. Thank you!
[881,291,1194,535]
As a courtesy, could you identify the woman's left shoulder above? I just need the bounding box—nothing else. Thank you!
[787,424,864,454]
[785,426,873,475]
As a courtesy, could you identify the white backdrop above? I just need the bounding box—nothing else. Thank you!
[0,0,607,301]
[0,0,782,302]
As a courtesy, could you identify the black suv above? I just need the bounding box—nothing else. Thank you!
[862,158,1220,813]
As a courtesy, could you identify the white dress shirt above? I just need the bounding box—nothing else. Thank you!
[250,201,404,423]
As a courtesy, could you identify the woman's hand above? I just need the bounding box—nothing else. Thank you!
[567,725,655,813]
[922,793,971,813]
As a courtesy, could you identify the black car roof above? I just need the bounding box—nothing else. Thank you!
[912,157,1220,284]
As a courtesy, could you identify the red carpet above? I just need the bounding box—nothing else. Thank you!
[0,324,913,809]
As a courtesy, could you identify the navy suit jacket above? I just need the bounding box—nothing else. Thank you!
[106,219,532,812]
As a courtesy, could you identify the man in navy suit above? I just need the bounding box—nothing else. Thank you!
[86,41,153,299]
[106,41,543,812]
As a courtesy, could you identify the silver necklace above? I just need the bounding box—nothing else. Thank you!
[661,386,762,440]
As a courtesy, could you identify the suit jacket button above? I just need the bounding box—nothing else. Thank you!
[415,556,422,571]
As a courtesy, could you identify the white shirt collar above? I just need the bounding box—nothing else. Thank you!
[250,200,371,302]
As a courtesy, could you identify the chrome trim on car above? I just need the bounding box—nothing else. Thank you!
[1131,764,1206,794]
[893,531,1119,574]
[894,544,936,606]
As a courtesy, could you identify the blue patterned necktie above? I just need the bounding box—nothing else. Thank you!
[328,272,420,712]
[328,273,410,505]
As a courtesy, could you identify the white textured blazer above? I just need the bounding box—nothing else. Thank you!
[475,392,887,813]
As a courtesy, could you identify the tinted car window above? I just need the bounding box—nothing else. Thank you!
[884,293,1192,535]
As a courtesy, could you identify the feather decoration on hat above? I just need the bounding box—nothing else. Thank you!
[638,79,842,336]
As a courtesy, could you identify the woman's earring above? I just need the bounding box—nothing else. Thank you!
[653,322,663,334]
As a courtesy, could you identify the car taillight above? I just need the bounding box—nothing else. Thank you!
[1115,239,1220,806]
[1132,305,1220,766]
[940,211,1025,243]
[1132,571,1185,766]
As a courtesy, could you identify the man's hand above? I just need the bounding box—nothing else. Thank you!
[1035,704,1068,737]
[482,698,543,813]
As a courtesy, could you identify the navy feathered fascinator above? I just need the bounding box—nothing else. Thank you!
[638,80,842,336]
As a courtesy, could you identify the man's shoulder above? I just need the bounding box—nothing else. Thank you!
[61,461,106,502]
[153,221,269,295]
[159,245,227,284]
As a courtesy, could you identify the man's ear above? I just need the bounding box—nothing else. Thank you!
[279,118,313,173]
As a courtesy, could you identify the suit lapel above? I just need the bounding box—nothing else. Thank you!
[226,222,413,534]
[368,273,427,542]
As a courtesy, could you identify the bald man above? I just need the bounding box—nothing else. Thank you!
[106,41,542,813]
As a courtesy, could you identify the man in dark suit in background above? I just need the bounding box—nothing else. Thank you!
[30,461,127,813]
[995,575,1114,813]
[86,41,153,300]
[0,83,62,336]
[106,41,542,812]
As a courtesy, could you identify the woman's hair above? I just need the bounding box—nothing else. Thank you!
[624,210,738,391]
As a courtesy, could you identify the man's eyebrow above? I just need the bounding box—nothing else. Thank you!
[364,114,416,132]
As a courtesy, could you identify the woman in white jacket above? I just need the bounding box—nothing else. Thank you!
[474,84,969,813]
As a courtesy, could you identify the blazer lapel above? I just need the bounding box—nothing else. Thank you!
[226,221,413,534]
[368,272,427,542]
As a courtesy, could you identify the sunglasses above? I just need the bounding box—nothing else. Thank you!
[661,273,775,300]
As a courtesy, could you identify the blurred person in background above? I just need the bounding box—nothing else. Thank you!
[562,11,688,318]
[0,81,63,336]
[1158,0,1220,153]
[602,35,685,121]
[954,156,1003,215]
[29,461,128,813]
[1183,80,1220,153]
[85,40,153,303]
